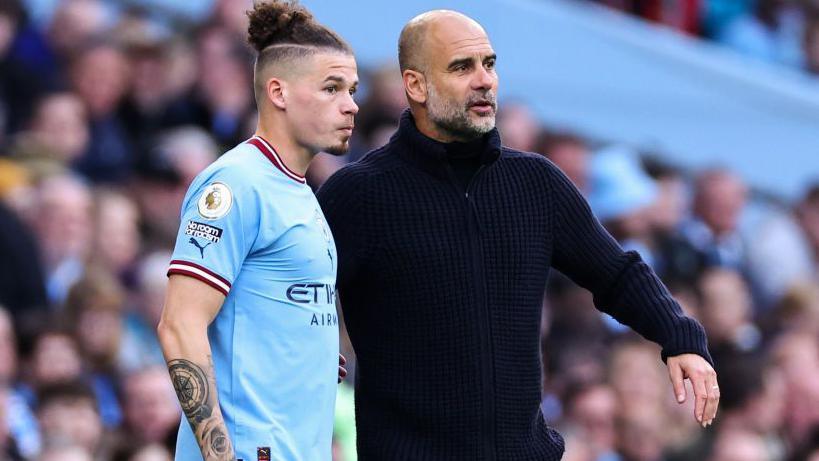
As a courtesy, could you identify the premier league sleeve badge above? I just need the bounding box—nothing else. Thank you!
[198,182,233,220]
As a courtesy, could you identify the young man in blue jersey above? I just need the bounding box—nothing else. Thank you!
[157,2,358,460]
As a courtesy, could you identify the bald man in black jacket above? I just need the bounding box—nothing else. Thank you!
[317,10,719,461]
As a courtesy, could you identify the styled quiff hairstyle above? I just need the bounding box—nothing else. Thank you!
[247,1,352,101]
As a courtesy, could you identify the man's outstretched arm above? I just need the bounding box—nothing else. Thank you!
[547,164,719,427]
[158,274,235,460]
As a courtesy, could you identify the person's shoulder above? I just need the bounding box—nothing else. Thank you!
[500,146,563,176]
[188,143,267,196]
[322,144,394,188]
[214,142,268,178]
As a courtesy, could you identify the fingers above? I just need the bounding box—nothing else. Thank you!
[668,360,686,404]
[338,354,348,384]
[703,372,720,426]
[692,372,708,427]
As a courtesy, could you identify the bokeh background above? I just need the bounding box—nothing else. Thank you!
[0,0,818,460]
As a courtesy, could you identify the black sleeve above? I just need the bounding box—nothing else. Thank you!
[548,164,712,365]
[316,165,367,288]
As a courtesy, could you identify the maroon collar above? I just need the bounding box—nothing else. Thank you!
[246,136,306,184]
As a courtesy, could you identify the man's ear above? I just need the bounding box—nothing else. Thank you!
[403,69,427,105]
[267,78,287,110]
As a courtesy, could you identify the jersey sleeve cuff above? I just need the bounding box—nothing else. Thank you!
[167,259,231,296]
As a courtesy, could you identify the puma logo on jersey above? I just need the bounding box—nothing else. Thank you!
[189,238,212,258]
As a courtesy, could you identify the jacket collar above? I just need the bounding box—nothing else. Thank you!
[390,109,502,179]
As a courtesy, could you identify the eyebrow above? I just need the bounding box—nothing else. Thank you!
[447,54,497,70]
[447,57,473,70]
[323,75,358,85]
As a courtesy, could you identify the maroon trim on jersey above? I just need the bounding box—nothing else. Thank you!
[247,136,307,184]
[167,259,231,296]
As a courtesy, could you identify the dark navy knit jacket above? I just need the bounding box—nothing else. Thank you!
[316,111,712,461]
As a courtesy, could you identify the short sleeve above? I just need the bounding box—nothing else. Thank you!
[167,168,261,296]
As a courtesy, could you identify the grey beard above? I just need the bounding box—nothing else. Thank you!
[427,83,496,141]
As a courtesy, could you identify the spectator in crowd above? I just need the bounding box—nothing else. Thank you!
[118,38,175,160]
[0,308,39,459]
[13,92,90,170]
[64,268,125,427]
[131,137,188,250]
[35,381,106,460]
[120,366,179,448]
[697,268,761,353]
[69,41,133,183]
[607,341,667,414]
[678,169,748,271]
[700,0,757,38]
[46,0,110,70]
[32,173,93,305]
[707,429,770,461]
[536,129,590,193]
[0,0,48,141]
[588,145,659,267]
[745,200,816,307]
[615,404,669,461]
[562,382,620,461]
[210,0,250,41]
[710,353,786,460]
[768,282,819,337]
[333,62,403,167]
[120,251,171,373]
[26,328,83,391]
[495,102,540,152]
[91,190,141,283]
[716,0,806,67]
[644,159,688,239]
[771,331,819,448]
[151,127,218,187]
[164,24,253,149]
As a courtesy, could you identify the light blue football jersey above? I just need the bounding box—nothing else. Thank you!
[167,136,339,461]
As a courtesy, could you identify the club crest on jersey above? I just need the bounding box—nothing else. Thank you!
[314,209,331,242]
[197,182,232,219]
[257,447,271,461]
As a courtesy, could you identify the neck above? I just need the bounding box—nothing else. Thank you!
[256,114,316,176]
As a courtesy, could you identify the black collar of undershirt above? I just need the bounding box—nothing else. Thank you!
[391,109,502,180]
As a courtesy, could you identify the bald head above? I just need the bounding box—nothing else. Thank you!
[398,10,487,72]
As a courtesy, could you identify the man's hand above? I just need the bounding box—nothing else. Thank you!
[338,354,347,383]
[667,353,719,428]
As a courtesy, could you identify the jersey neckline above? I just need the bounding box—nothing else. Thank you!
[246,136,307,184]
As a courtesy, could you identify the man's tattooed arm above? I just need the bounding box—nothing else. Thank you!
[168,357,234,460]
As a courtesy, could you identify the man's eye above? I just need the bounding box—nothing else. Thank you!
[485,60,496,69]
[349,87,357,95]
[325,86,337,94]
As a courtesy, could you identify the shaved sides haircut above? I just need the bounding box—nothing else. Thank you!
[247,1,353,102]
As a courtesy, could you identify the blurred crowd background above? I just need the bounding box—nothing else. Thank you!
[0,0,817,460]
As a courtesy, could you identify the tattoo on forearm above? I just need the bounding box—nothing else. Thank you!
[168,358,234,460]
